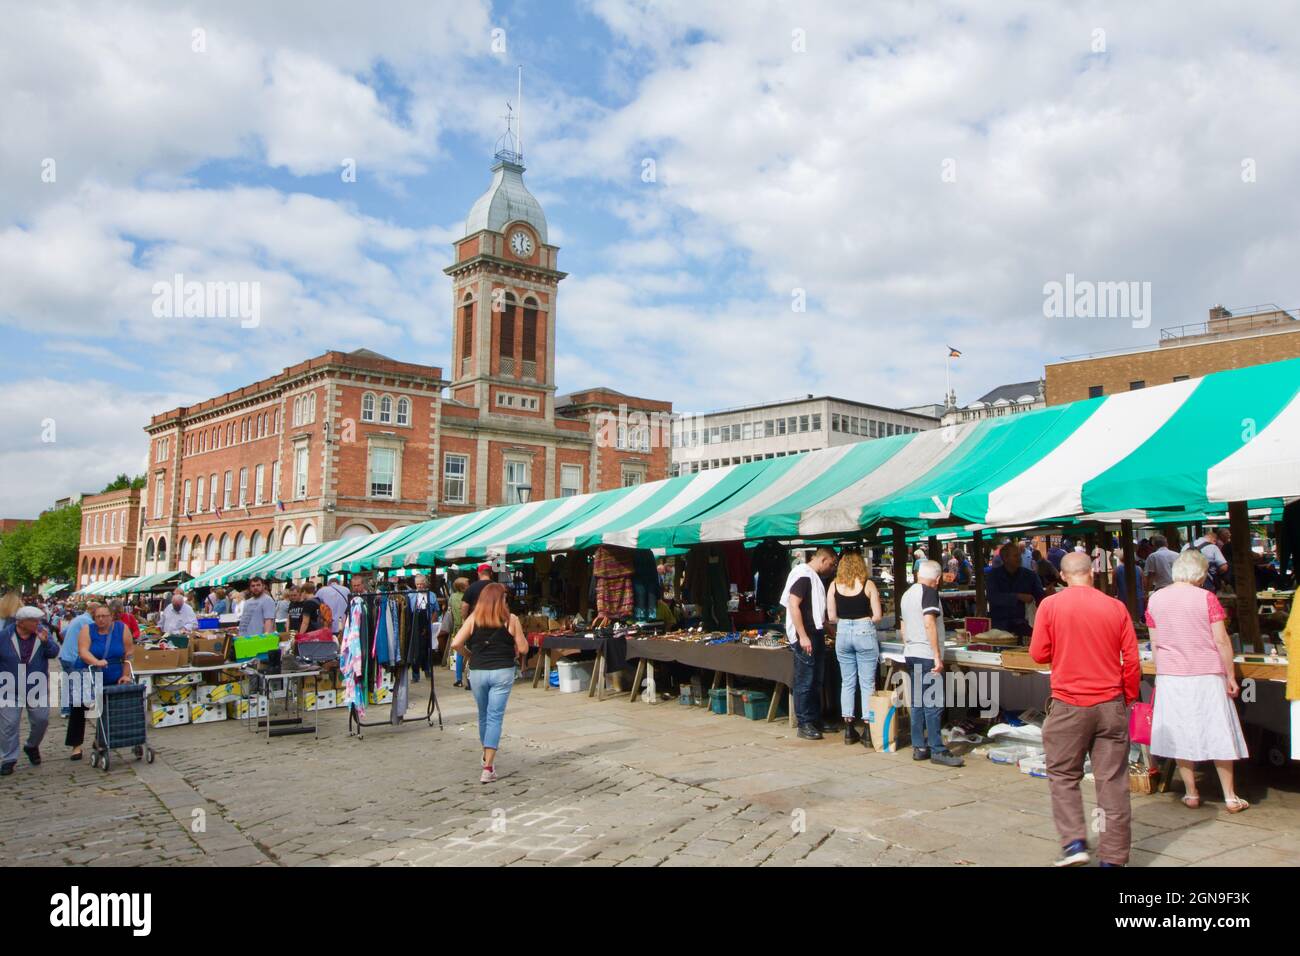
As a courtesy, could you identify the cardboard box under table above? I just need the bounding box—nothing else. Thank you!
[625,638,795,725]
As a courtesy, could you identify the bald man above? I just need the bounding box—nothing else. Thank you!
[1031,551,1141,868]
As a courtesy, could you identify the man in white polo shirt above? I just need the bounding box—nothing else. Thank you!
[900,560,963,767]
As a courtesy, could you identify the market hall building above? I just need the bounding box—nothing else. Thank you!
[85,144,671,583]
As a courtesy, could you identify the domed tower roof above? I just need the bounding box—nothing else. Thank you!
[463,155,548,244]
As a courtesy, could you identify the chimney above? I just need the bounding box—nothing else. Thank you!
[1209,304,1231,321]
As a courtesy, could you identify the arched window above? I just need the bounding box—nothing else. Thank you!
[145,539,156,561]
[180,537,191,561]
[156,537,167,562]
[235,532,248,559]
[396,397,410,426]
[280,525,297,548]
[460,295,474,368]
[522,297,539,373]
[300,523,317,546]
[227,423,233,445]
[219,533,232,561]
[499,292,517,372]
[250,530,263,555]
[209,474,218,512]
[308,393,316,422]
[265,529,276,552]
[292,398,300,426]
[379,395,393,424]
[272,409,279,432]
[205,536,217,561]
[361,392,376,422]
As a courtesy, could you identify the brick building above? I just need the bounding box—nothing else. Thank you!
[1046,303,1300,404]
[77,489,142,586]
[84,139,671,579]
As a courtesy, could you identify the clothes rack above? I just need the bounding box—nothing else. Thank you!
[340,591,443,740]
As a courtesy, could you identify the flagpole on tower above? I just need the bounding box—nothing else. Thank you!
[517,66,523,161]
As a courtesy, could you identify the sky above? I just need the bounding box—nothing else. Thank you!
[3,0,1300,517]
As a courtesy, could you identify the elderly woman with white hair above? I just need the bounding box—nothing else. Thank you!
[1144,548,1249,812]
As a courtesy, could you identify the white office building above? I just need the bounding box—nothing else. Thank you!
[670,396,940,475]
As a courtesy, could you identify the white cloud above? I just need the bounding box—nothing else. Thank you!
[0,378,190,516]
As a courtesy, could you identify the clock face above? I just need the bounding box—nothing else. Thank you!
[510,230,534,257]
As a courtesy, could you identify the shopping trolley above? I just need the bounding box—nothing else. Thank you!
[90,682,155,772]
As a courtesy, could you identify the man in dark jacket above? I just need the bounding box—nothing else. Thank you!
[986,543,1044,637]
[1,607,62,776]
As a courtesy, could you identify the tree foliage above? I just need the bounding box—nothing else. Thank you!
[0,503,82,590]
[100,473,145,493]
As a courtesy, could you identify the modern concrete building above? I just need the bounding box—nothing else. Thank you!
[670,396,939,475]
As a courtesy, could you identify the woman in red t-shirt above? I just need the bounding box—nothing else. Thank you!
[110,599,141,641]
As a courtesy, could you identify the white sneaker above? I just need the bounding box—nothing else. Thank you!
[479,765,497,784]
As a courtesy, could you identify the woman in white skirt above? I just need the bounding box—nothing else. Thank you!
[1144,549,1249,812]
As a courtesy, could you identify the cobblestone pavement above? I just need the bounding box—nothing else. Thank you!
[3,677,1298,867]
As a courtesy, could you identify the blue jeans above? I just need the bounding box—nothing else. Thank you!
[904,657,949,753]
[835,619,879,720]
[469,667,515,751]
[791,635,825,727]
[454,652,466,683]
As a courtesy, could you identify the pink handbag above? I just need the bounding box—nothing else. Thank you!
[1129,695,1154,745]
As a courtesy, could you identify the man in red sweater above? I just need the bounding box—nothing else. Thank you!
[1030,551,1141,867]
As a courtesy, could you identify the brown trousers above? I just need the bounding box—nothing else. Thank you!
[1042,696,1132,864]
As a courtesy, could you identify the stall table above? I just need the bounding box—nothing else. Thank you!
[625,638,796,726]
[531,633,627,701]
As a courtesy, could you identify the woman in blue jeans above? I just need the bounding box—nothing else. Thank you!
[449,583,528,783]
[827,551,882,747]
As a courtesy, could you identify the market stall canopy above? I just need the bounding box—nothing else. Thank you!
[100,575,145,596]
[102,357,1299,579]
[120,569,189,594]
[320,522,437,574]
[261,535,381,581]
[41,581,71,597]
[447,357,1300,554]
[75,580,115,596]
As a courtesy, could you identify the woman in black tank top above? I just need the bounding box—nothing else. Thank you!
[449,582,528,783]
[826,551,883,747]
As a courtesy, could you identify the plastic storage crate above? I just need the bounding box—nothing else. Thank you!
[739,689,784,720]
[708,687,728,715]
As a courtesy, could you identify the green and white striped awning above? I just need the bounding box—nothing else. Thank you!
[320,523,437,574]
[134,356,1300,577]
[261,536,383,581]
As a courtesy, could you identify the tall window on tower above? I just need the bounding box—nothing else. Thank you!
[499,292,516,376]
[522,298,538,379]
[460,296,474,377]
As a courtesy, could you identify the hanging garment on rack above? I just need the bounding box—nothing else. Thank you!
[403,590,437,675]
[373,594,399,665]
[340,599,366,719]
[752,539,792,608]
[686,544,732,631]
[722,541,753,593]
[593,545,636,620]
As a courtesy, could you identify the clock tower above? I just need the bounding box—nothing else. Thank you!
[444,129,565,422]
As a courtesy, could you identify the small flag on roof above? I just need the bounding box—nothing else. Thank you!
[948,346,962,358]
